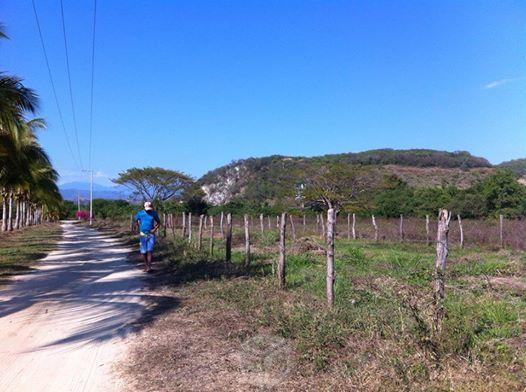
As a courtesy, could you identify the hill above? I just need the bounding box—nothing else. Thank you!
[198,149,496,205]
[497,158,526,177]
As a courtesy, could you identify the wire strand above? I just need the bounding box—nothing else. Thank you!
[88,0,97,173]
[31,0,81,170]
[59,0,84,170]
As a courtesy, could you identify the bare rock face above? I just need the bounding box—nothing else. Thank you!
[201,164,245,205]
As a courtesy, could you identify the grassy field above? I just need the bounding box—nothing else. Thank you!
[0,223,63,284]
[98,219,525,390]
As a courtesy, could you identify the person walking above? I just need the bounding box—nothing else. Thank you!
[134,201,161,272]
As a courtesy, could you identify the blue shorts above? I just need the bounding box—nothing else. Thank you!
[139,234,156,254]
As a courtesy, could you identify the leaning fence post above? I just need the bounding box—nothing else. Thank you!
[352,213,356,240]
[197,214,204,250]
[499,214,504,248]
[457,214,464,249]
[433,209,451,334]
[326,208,336,307]
[225,213,232,263]
[372,215,378,242]
[278,212,287,289]
[244,214,251,267]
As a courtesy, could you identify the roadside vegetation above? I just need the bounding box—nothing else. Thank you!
[0,22,63,232]
[0,222,62,283]
[102,214,526,391]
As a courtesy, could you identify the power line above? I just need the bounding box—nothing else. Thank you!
[31,0,81,170]
[88,0,97,172]
[59,0,84,170]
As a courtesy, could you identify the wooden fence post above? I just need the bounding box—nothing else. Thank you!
[170,213,175,237]
[352,213,356,240]
[188,212,192,242]
[182,212,187,237]
[426,215,430,246]
[209,215,215,256]
[244,214,251,267]
[302,214,306,234]
[162,213,167,238]
[499,214,504,248]
[267,216,271,230]
[278,212,287,289]
[457,214,464,249]
[130,214,134,232]
[347,213,351,240]
[204,215,208,230]
[326,208,336,307]
[276,215,280,230]
[399,214,404,242]
[316,214,320,235]
[259,213,264,235]
[197,214,204,250]
[320,213,326,239]
[220,211,224,239]
[372,215,378,242]
[289,214,296,242]
[433,209,451,334]
[225,213,232,263]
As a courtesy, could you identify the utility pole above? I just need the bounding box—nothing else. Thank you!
[89,170,93,226]
[82,169,94,226]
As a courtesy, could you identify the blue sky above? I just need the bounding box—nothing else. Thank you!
[2,1,525,185]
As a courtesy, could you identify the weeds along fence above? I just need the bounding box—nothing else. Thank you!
[144,212,526,251]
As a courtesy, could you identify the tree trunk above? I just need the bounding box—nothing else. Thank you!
[197,214,204,250]
[276,215,280,230]
[1,190,7,232]
[130,214,134,232]
[289,214,296,242]
[209,215,214,256]
[170,214,176,237]
[267,216,271,230]
[426,215,430,246]
[302,214,306,234]
[162,213,167,238]
[499,214,504,248]
[259,213,264,235]
[320,214,325,239]
[7,192,13,231]
[244,214,251,267]
[220,211,224,239]
[225,213,232,263]
[326,208,336,308]
[278,212,287,289]
[371,215,378,242]
[352,213,356,240]
[14,196,20,230]
[316,214,320,234]
[433,209,451,334]
[457,214,464,249]
[204,215,208,230]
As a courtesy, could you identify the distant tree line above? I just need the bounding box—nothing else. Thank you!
[77,166,526,220]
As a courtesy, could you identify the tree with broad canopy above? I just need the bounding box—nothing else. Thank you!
[112,167,194,202]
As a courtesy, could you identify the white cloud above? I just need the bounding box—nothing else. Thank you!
[483,77,522,89]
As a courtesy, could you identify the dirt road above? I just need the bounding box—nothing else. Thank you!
[0,221,151,392]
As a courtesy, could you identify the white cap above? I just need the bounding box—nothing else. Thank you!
[144,201,154,211]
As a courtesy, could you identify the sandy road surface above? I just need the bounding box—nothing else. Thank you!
[0,221,151,392]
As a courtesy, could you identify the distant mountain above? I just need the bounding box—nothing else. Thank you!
[59,182,132,201]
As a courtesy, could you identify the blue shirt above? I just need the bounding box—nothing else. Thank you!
[134,210,160,234]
